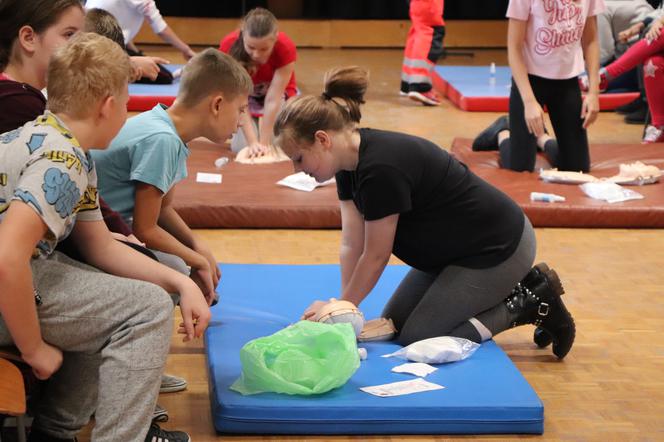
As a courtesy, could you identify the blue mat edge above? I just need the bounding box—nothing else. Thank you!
[434,65,638,96]
[205,263,544,435]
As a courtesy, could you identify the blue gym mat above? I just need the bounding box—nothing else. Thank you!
[205,264,544,435]
[433,65,638,112]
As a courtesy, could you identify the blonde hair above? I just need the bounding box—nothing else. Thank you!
[47,32,131,118]
[177,48,253,108]
[274,66,368,153]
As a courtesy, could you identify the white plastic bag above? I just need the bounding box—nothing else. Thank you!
[579,182,644,203]
[381,336,479,364]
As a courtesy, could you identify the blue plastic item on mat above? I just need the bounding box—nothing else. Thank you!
[205,264,544,435]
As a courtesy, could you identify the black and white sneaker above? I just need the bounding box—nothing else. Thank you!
[144,423,190,442]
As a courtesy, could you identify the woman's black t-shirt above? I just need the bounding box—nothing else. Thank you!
[336,128,525,273]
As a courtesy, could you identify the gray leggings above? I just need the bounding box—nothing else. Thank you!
[0,252,173,441]
[382,216,536,345]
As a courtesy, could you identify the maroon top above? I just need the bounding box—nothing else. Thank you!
[0,78,46,134]
[0,76,132,235]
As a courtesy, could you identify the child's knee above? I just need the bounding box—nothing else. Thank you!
[136,283,176,329]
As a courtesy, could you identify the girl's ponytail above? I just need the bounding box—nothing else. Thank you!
[322,66,369,123]
[274,66,369,151]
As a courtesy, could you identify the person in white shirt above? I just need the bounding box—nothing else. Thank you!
[85,0,195,60]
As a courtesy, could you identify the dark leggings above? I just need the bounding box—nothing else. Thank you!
[501,75,590,173]
[382,216,536,346]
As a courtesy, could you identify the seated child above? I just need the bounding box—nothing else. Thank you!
[84,7,172,83]
[85,0,196,62]
[0,32,209,442]
[91,48,252,302]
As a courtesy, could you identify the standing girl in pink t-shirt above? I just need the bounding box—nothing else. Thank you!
[473,0,605,172]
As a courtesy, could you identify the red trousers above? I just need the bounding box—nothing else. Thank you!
[606,31,664,126]
[401,0,445,93]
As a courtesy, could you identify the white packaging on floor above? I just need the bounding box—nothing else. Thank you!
[580,182,644,203]
[381,336,479,364]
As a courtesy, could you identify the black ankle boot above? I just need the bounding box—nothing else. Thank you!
[520,264,554,348]
[506,266,576,359]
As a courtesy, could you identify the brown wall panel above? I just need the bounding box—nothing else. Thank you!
[134,18,507,48]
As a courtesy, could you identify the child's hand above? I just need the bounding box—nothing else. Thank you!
[183,48,196,61]
[21,341,63,380]
[176,281,211,342]
[194,243,221,289]
[646,20,663,44]
[247,142,270,159]
[523,100,546,138]
[581,93,600,129]
[618,23,643,44]
[190,262,216,305]
[130,56,169,81]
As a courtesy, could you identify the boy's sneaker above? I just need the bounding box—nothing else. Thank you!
[408,89,442,106]
[145,423,190,442]
[153,403,169,422]
[160,373,187,393]
[642,125,664,143]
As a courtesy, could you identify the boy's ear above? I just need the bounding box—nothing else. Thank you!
[17,26,37,53]
[98,95,116,121]
[211,95,224,114]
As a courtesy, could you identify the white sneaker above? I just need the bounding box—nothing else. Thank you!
[160,373,187,393]
[642,125,664,144]
[407,90,442,106]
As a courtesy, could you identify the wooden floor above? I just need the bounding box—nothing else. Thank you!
[82,47,663,440]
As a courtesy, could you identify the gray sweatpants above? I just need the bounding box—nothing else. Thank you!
[382,216,536,345]
[0,252,173,441]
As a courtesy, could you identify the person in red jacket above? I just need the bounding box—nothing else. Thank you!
[400,0,445,106]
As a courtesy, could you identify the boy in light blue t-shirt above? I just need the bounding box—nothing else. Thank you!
[92,49,252,301]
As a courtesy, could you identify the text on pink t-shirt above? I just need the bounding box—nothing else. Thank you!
[507,0,606,79]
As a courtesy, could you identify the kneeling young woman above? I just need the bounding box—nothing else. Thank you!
[273,67,575,359]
